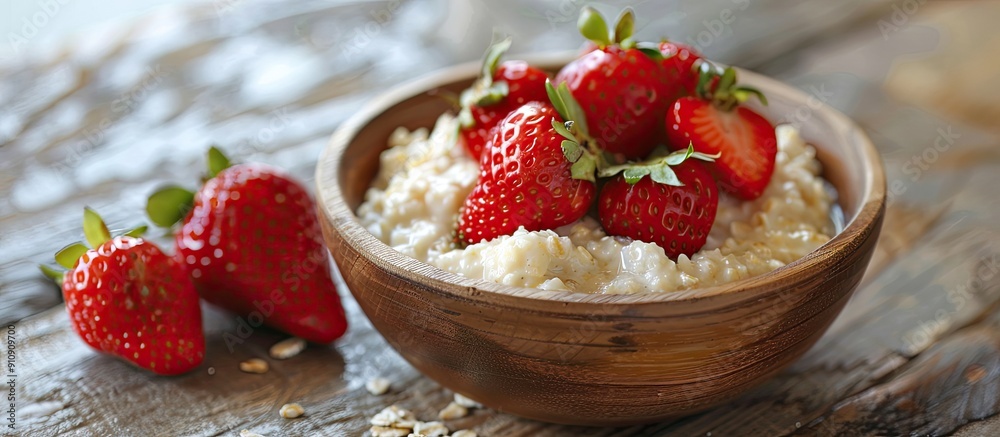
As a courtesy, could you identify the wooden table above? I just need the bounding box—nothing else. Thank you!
[3,1,1000,435]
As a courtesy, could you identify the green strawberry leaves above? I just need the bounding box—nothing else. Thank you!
[546,79,603,183]
[579,7,611,47]
[637,46,664,61]
[148,146,234,228]
[40,208,150,285]
[696,63,768,111]
[458,38,514,128]
[123,225,148,237]
[83,207,111,248]
[613,8,635,47]
[552,118,574,141]
[546,80,590,137]
[579,6,635,49]
[481,37,512,83]
[38,264,64,283]
[569,150,598,181]
[207,146,232,178]
[600,144,719,186]
[146,186,195,228]
[55,242,89,269]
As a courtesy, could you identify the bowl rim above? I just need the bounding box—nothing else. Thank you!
[317,52,886,307]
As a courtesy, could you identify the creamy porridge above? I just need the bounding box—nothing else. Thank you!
[357,116,834,294]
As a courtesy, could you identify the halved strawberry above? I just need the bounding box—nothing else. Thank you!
[666,65,777,200]
[554,7,670,160]
[598,146,719,258]
[458,38,550,160]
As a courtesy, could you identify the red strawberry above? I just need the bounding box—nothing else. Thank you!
[458,81,602,244]
[598,148,719,258]
[666,66,777,200]
[458,38,550,160]
[40,209,204,375]
[146,148,348,344]
[657,41,703,101]
[554,7,670,159]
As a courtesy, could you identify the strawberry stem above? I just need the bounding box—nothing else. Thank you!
[545,79,607,183]
[457,38,513,128]
[480,37,511,86]
[545,80,591,138]
[696,63,768,111]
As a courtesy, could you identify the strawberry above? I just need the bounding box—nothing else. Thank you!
[146,148,348,344]
[666,65,777,200]
[458,38,550,160]
[656,41,703,102]
[598,147,719,258]
[40,209,204,375]
[554,7,670,159]
[458,80,603,244]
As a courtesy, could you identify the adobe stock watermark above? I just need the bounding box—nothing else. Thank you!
[779,83,835,126]
[543,0,588,30]
[877,0,928,40]
[887,125,960,205]
[53,65,167,173]
[7,0,73,55]
[214,0,245,17]
[228,107,295,158]
[901,249,999,355]
[222,249,327,352]
[680,0,750,54]
[342,0,403,59]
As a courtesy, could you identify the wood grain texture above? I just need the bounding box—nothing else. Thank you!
[315,59,886,425]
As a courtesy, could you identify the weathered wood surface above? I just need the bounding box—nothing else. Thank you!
[4,1,1000,436]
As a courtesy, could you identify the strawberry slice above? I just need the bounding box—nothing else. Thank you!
[666,65,777,200]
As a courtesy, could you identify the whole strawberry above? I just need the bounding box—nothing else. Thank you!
[656,41,703,102]
[458,81,602,244]
[458,38,550,160]
[147,148,348,344]
[598,147,719,258]
[666,65,777,200]
[554,7,670,159]
[40,209,204,375]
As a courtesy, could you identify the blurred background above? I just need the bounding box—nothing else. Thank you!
[7,1,1000,435]
[0,0,996,325]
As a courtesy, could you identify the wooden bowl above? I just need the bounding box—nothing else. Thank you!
[316,56,885,426]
